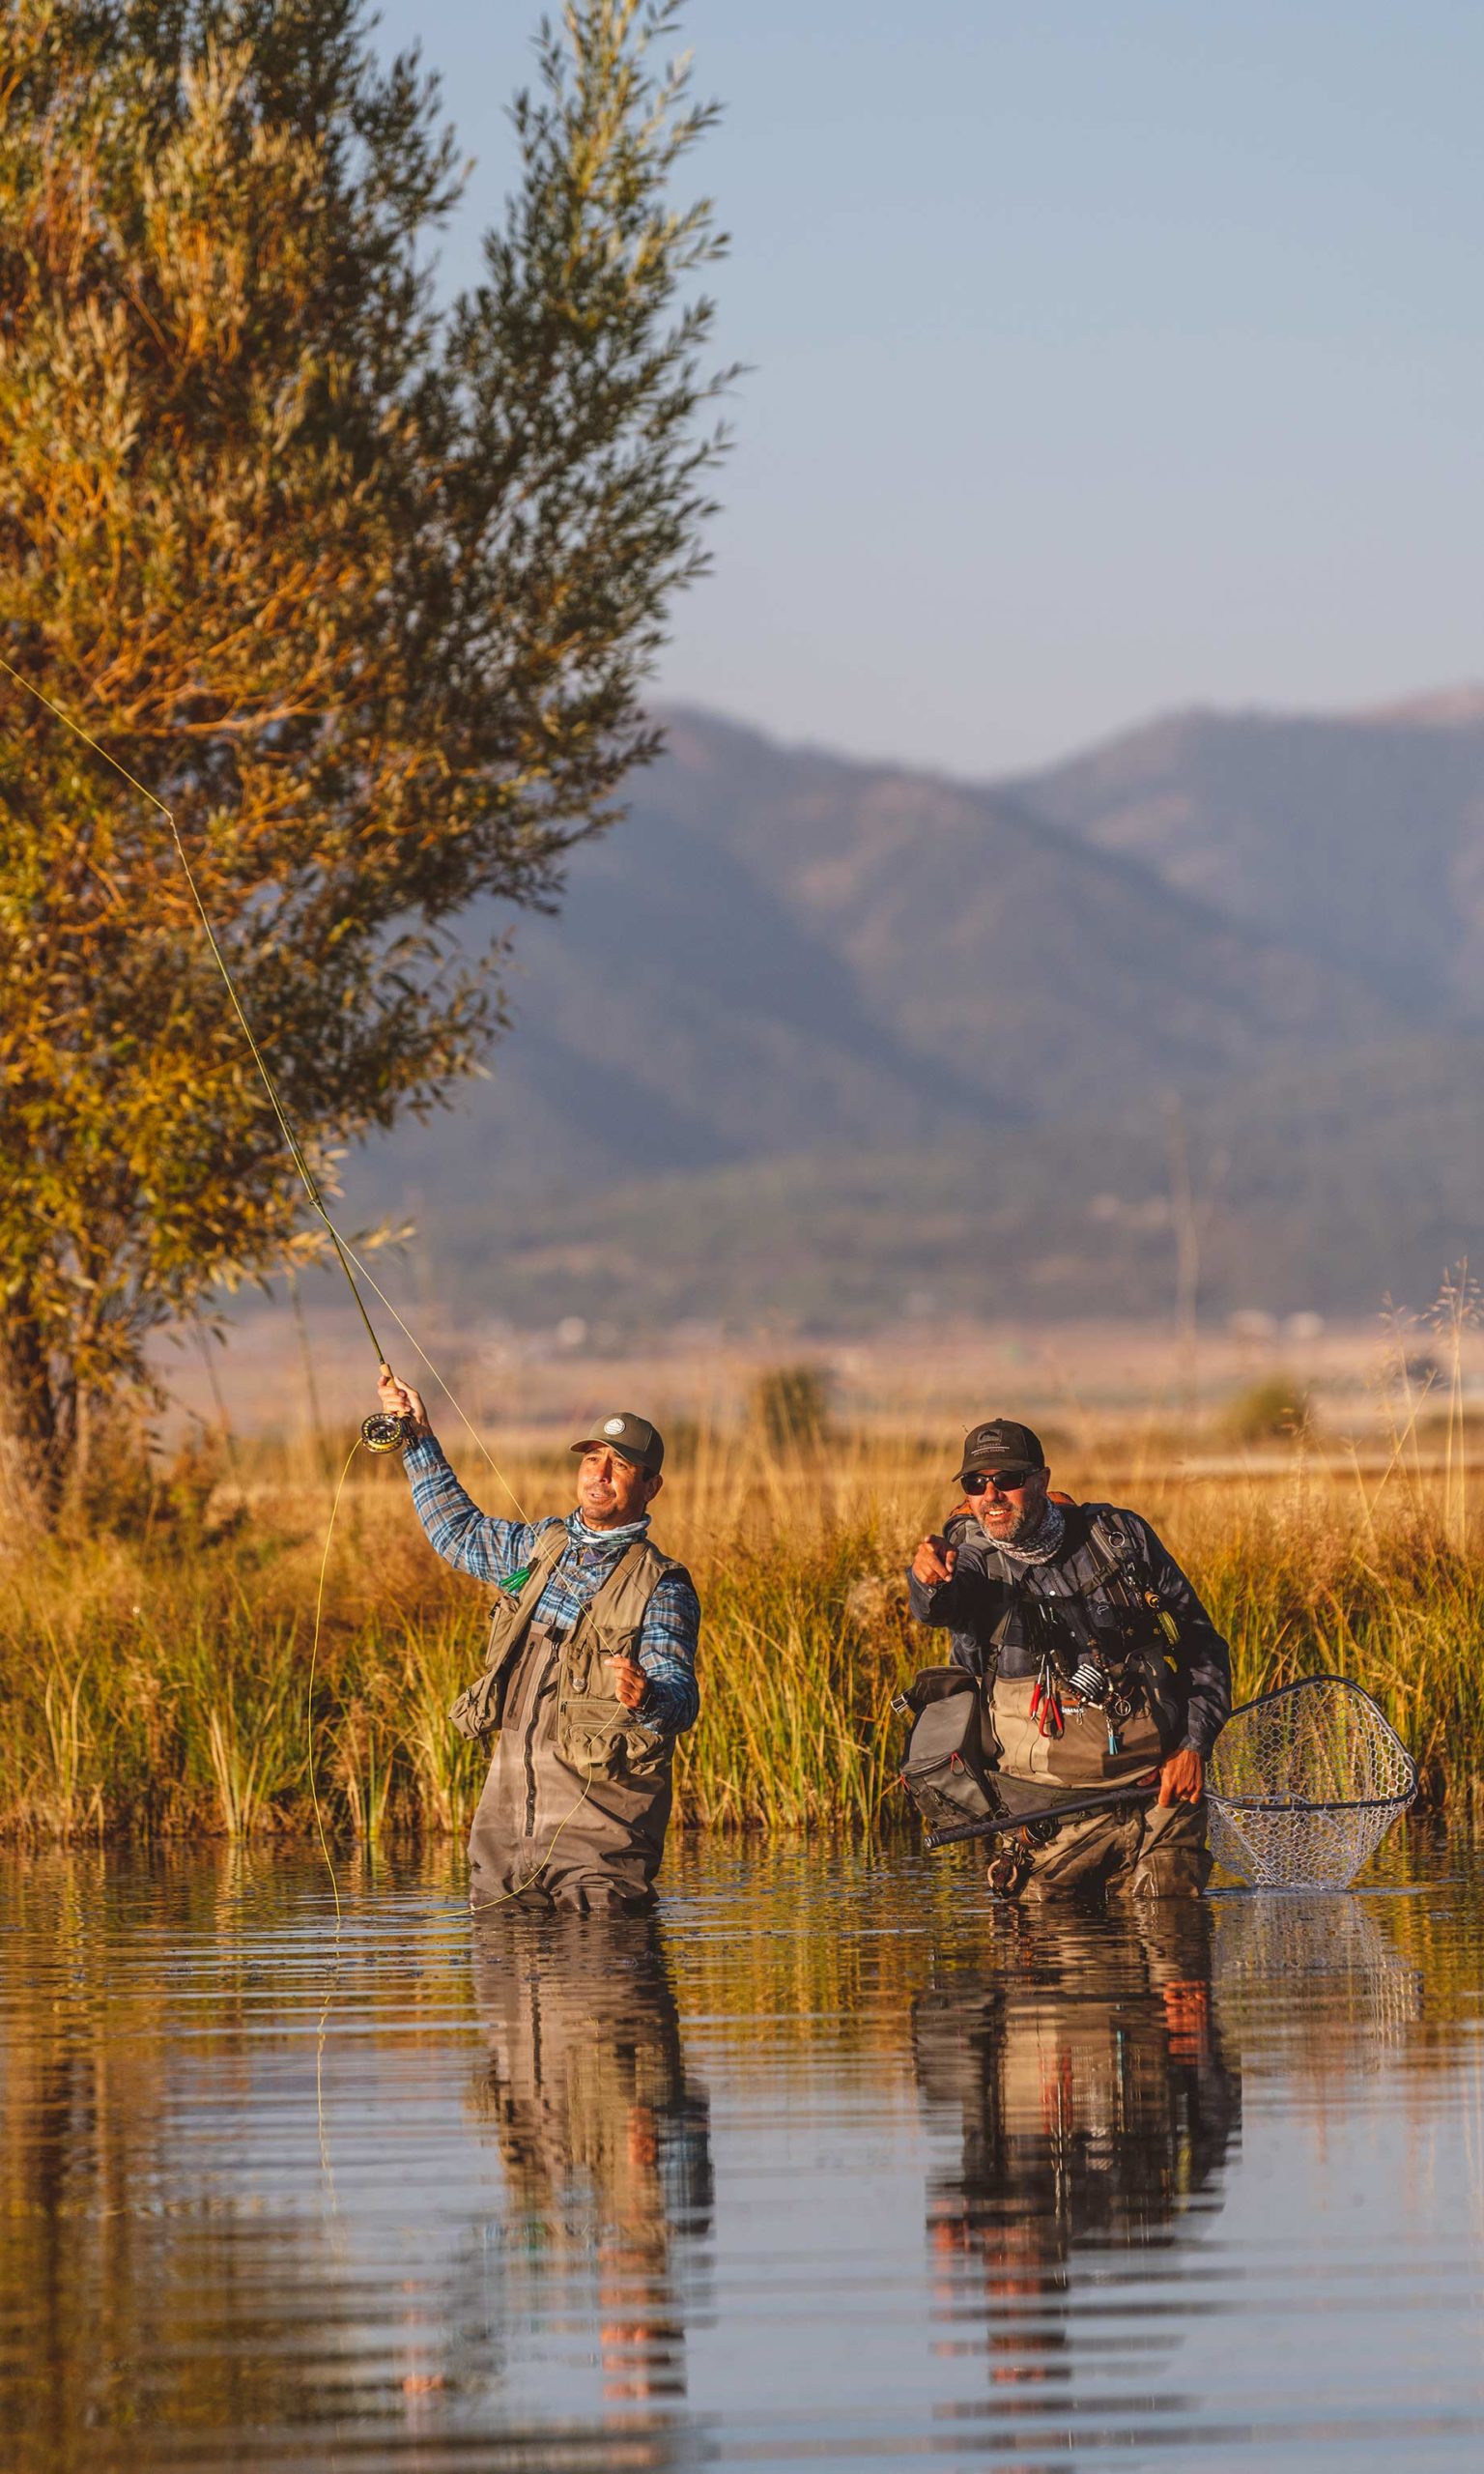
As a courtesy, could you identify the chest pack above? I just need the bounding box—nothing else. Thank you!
[449,1523,689,1770]
[894,1667,1158,1849]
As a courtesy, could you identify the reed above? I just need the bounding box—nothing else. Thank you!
[0,1419,1480,1840]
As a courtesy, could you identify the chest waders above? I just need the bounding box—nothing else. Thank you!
[452,1526,692,1912]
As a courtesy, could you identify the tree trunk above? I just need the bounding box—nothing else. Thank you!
[0,1298,71,1523]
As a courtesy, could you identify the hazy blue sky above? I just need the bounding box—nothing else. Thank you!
[375,1,1484,774]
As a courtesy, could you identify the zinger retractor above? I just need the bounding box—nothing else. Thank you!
[360,1411,414,1454]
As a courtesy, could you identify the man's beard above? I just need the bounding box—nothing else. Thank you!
[985,1497,1065,1564]
[985,1498,1041,1545]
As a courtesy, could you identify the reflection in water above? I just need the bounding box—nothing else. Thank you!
[471,1913,712,2406]
[1213,1889,1425,2071]
[914,1903,1241,2395]
[4,1842,1484,2468]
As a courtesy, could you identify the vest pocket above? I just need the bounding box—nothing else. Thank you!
[449,1668,504,1742]
[992,1675,1165,1784]
[557,1692,666,1774]
[449,1619,555,1741]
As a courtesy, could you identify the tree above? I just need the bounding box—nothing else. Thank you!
[0,0,728,1512]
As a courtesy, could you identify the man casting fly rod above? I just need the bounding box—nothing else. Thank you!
[378,1371,699,1913]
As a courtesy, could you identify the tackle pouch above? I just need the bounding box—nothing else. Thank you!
[448,1647,519,1742]
[899,1675,1001,1841]
[897,1667,1161,1850]
[448,1597,538,1742]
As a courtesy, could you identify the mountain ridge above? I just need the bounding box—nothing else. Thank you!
[343,692,1484,1325]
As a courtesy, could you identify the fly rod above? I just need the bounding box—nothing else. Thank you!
[0,652,412,1453]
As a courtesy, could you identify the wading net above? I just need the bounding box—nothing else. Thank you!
[1207,1674,1416,1889]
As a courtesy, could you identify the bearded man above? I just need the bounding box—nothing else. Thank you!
[908,1419,1230,1902]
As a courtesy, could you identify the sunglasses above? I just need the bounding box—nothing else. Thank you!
[962,1468,1037,1496]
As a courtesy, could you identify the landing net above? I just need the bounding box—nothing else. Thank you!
[1207,1674,1416,1889]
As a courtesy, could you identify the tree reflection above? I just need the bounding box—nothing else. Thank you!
[470,1912,712,2408]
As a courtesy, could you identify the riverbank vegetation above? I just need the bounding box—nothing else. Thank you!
[0,1417,1478,1842]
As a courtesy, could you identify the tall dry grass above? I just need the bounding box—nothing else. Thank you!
[0,1411,1479,1841]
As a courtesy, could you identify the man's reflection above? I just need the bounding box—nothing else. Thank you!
[471,1913,711,2404]
[913,1902,1240,2385]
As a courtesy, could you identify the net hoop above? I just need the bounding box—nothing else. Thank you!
[1207,1672,1416,1890]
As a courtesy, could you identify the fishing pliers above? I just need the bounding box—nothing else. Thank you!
[1030,1654,1064,1738]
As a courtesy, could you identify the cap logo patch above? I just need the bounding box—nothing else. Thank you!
[603,1417,626,1436]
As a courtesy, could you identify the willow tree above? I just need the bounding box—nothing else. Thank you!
[0,0,728,1510]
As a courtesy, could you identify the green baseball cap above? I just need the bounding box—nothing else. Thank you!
[570,1411,665,1474]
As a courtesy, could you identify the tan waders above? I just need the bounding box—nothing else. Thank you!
[987,1672,1211,1903]
[1008,1794,1212,1901]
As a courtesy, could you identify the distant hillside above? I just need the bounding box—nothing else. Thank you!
[646,713,1394,1103]
[416,1027,1484,1331]
[340,698,1484,1331]
[353,707,1399,1213]
[394,786,989,1202]
[1019,699,1484,1019]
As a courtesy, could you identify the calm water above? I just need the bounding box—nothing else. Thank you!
[2,1828,1482,2471]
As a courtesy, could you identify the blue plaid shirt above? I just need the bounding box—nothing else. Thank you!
[403,1434,700,1736]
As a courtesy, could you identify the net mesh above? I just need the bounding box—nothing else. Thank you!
[1214,1895,1423,2059]
[1207,1674,1416,1889]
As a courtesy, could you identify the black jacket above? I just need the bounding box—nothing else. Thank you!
[906,1501,1231,1758]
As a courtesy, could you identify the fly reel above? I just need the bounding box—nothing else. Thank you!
[360,1411,414,1454]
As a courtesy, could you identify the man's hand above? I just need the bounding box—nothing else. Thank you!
[608,1655,647,1712]
[912,1534,957,1588]
[378,1365,429,1438]
[1157,1747,1205,1806]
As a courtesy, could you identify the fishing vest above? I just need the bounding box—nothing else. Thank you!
[449,1521,691,1770]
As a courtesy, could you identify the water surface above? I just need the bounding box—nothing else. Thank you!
[2,1829,1480,2469]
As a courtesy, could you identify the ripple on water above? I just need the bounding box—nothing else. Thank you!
[2,1829,1483,2470]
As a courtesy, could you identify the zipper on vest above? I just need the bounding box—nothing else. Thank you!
[523,1641,560,1837]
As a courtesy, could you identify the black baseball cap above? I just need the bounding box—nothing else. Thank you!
[570,1411,665,1474]
[956,1418,1045,1484]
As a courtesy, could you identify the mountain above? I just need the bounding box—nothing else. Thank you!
[386,788,990,1202]
[623,712,1396,1113]
[336,696,1484,1331]
[424,1027,1484,1330]
[354,706,1400,1217]
[1018,699,1484,1020]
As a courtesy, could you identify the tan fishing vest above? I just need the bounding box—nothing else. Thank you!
[450,1521,690,1770]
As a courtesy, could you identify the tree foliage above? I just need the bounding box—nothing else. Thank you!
[0,0,728,1507]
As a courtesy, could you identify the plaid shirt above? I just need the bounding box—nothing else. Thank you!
[403,1434,700,1736]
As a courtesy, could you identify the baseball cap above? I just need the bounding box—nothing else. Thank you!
[570,1411,665,1474]
[956,1417,1045,1484]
